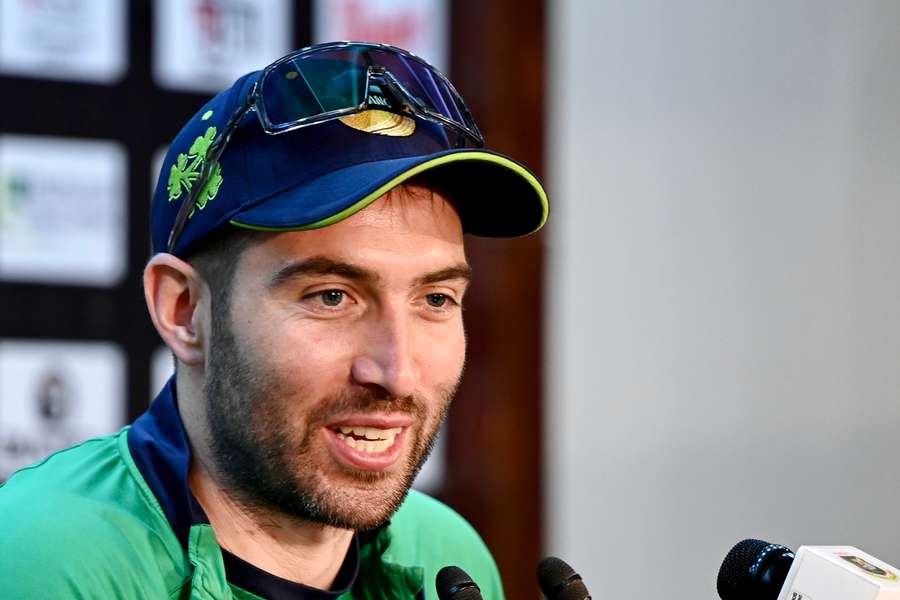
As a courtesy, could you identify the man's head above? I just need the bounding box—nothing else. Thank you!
[145,42,547,530]
[147,183,467,529]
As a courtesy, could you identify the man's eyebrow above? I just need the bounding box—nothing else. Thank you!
[267,257,381,288]
[267,257,472,289]
[414,264,472,287]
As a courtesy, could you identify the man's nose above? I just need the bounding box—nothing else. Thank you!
[350,308,418,398]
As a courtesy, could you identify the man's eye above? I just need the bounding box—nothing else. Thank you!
[425,293,448,308]
[319,290,345,307]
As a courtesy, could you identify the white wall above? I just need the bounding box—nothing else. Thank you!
[546,2,900,598]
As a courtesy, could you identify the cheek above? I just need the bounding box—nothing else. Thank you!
[415,321,467,385]
[247,321,359,388]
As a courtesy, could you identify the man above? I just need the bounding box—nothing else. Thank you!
[0,42,548,598]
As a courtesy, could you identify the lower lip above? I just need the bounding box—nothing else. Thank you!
[324,428,407,471]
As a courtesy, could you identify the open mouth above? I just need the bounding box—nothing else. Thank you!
[332,426,403,454]
[324,413,415,471]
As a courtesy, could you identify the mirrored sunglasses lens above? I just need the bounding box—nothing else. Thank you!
[261,45,479,142]
[264,50,368,125]
[436,79,467,127]
[368,50,467,122]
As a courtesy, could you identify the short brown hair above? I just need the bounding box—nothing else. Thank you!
[186,225,263,314]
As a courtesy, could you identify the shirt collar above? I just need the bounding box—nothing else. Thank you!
[128,377,197,548]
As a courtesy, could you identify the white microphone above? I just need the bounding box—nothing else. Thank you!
[719,539,900,600]
[776,546,900,600]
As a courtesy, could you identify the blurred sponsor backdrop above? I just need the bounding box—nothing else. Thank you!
[0,1,543,598]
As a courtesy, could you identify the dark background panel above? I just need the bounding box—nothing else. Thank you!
[446,1,546,598]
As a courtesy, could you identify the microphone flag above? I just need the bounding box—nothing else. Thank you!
[777,546,900,600]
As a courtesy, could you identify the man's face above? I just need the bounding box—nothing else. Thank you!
[202,186,469,530]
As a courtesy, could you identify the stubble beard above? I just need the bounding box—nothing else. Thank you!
[202,307,457,531]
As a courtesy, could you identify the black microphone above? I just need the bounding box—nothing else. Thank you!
[436,566,483,600]
[537,556,592,600]
[717,538,795,600]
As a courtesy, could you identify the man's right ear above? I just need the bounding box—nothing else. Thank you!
[143,253,208,367]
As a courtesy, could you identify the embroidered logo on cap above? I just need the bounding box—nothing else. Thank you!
[167,110,224,218]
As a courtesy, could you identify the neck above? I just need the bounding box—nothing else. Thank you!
[189,459,354,590]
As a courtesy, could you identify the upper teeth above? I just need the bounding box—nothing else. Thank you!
[335,426,402,454]
[337,426,402,441]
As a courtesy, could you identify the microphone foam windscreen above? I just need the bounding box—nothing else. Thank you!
[717,538,779,599]
[436,566,482,600]
[537,556,589,600]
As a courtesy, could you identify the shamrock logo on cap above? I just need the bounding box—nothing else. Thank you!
[167,110,224,217]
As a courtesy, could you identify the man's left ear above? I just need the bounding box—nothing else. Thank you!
[143,253,209,367]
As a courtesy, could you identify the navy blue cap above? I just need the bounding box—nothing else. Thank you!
[151,70,549,258]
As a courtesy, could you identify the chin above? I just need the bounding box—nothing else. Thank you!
[297,468,416,530]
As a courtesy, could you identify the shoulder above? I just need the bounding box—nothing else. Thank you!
[389,489,485,546]
[386,489,505,599]
[0,430,188,598]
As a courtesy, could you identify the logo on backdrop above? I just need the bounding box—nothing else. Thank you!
[0,341,125,483]
[0,0,126,83]
[192,0,261,64]
[1,367,80,480]
[153,0,291,93]
[313,0,449,73]
[0,135,126,286]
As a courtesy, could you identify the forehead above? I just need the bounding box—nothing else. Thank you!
[332,184,463,240]
[236,185,467,277]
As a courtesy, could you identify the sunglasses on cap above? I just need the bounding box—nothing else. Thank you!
[166,41,484,253]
